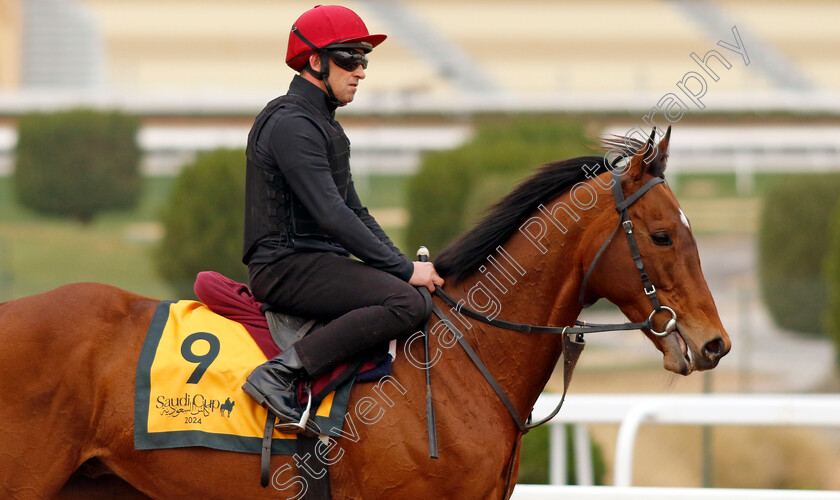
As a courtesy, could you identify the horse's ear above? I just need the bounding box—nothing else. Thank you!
[647,125,671,178]
[602,127,666,183]
[642,127,657,165]
[622,127,658,183]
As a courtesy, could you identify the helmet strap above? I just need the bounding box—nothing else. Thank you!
[293,27,345,107]
[318,54,345,107]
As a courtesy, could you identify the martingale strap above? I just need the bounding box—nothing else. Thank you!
[420,170,671,442]
[418,167,674,475]
[430,303,586,434]
[431,304,526,433]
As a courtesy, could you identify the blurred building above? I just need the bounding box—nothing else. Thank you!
[0,0,837,112]
[0,0,21,91]
[1,0,840,177]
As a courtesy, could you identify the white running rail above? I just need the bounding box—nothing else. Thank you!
[529,394,840,489]
[511,485,840,499]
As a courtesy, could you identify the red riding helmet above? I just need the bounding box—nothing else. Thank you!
[286,5,387,72]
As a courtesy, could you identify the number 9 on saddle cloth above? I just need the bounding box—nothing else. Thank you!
[194,271,399,400]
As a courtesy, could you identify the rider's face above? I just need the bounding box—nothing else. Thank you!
[325,51,366,105]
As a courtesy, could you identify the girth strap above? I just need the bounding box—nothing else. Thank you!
[297,436,332,500]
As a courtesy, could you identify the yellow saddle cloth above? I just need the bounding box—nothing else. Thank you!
[134,300,352,455]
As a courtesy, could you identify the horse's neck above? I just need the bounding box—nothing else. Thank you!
[438,215,589,420]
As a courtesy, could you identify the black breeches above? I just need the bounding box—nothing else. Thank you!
[248,252,426,377]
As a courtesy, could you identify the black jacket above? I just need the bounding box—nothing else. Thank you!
[243,76,413,282]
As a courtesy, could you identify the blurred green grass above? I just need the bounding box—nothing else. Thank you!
[669,171,794,199]
[0,176,177,300]
[0,174,409,302]
[353,173,407,208]
[0,169,770,302]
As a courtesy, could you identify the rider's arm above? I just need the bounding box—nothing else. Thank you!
[269,114,414,281]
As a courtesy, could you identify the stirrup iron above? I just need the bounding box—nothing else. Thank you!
[274,382,313,434]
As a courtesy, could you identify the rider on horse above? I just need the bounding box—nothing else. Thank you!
[241,5,443,435]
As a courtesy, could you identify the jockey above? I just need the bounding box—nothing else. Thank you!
[241,5,443,435]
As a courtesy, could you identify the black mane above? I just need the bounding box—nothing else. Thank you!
[434,155,614,282]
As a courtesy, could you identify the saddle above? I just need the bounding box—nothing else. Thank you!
[262,308,319,353]
[193,271,394,401]
[193,271,399,496]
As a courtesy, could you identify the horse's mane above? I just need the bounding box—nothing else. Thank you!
[434,153,621,283]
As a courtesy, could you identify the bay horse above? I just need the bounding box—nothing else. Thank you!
[0,128,729,499]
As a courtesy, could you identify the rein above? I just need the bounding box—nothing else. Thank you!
[421,170,678,494]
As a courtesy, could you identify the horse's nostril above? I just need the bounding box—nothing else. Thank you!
[704,338,724,357]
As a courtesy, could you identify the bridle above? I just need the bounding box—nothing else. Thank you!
[418,167,679,484]
[579,167,677,337]
[436,168,677,341]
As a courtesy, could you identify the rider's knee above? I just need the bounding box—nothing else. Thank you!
[386,287,428,330]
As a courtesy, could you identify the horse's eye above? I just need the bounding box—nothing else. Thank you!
[651,232,673,246]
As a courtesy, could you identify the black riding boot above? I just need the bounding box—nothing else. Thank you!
[242,347,320,436]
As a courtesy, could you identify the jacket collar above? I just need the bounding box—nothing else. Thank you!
[288,74,337,119]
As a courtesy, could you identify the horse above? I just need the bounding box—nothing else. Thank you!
[0,128,729,499]
[220,398,235,418]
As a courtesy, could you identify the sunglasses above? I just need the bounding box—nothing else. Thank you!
[328,49,368,72]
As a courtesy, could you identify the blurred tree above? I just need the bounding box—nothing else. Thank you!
[406,114,593,256]
[518,424,606,485]
[824,200,840,364]
[155,149,247,297]
[758,174,840,336]
[14,109,142,223]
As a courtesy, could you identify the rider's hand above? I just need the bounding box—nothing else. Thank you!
[409,261,444,293]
